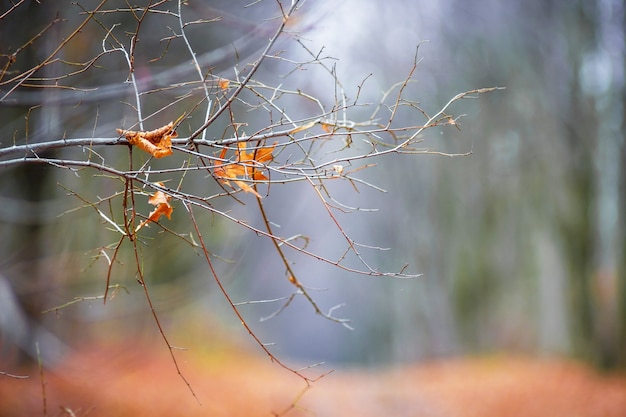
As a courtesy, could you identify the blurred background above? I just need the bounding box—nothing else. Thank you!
[1,0,625,372]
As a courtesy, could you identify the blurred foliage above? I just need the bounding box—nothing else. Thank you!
[1,0,625,372]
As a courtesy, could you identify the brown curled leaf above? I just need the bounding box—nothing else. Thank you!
[117,122,176,158]
[213,141,277,197]
[135,182,173,231]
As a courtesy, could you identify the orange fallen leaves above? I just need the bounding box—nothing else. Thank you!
[214,141,277,198]
[136,183,173,231]
[4,341,626,417]
[117,122,177,158]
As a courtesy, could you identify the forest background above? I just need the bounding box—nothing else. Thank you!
[1,0,625,377]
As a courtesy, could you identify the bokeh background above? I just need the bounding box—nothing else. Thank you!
[1,0,625,373]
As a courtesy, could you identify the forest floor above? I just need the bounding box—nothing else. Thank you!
[2,338,626,417]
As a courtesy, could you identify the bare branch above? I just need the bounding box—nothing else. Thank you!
[0,0,501,402]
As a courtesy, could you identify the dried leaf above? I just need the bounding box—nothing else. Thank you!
[213,141,277,197]
[117,122,176,158]
[320,122,333,133]
[218,78,230,90]
[213,148,229,184]
[232,179,262,198]
[214,147,245,186]
[135,183,173,231]
[289,121,316,135]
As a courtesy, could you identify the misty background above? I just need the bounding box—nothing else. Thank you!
[1,0,624,371]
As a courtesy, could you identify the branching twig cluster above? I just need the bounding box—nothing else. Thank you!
[0,0,500,395]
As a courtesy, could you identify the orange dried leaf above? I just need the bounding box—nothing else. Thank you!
[236,142,251,162]
[212,142,277,196]
[135,183,173,231]
[215,147,246,186]
[253,142,276,164]
[135,136,174,158]
[252,171,268,181]
[240,141,276,184]
[141,122,176,142]
[148,189,171,209]
[213,147,229,183]
[117,122,176,158]
[233,179,261,198]
[218,78,230,90]
[147,201,173,222]
[216,164,246,185]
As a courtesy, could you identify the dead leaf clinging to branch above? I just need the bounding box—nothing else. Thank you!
[136,183,173,231]
[214,141,277,198]
[117,122,177,158]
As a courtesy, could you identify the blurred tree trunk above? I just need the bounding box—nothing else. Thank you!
[555,0,626,368]
[1,1,61,364]
[618,0,626,369]
[555,0,599,365]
